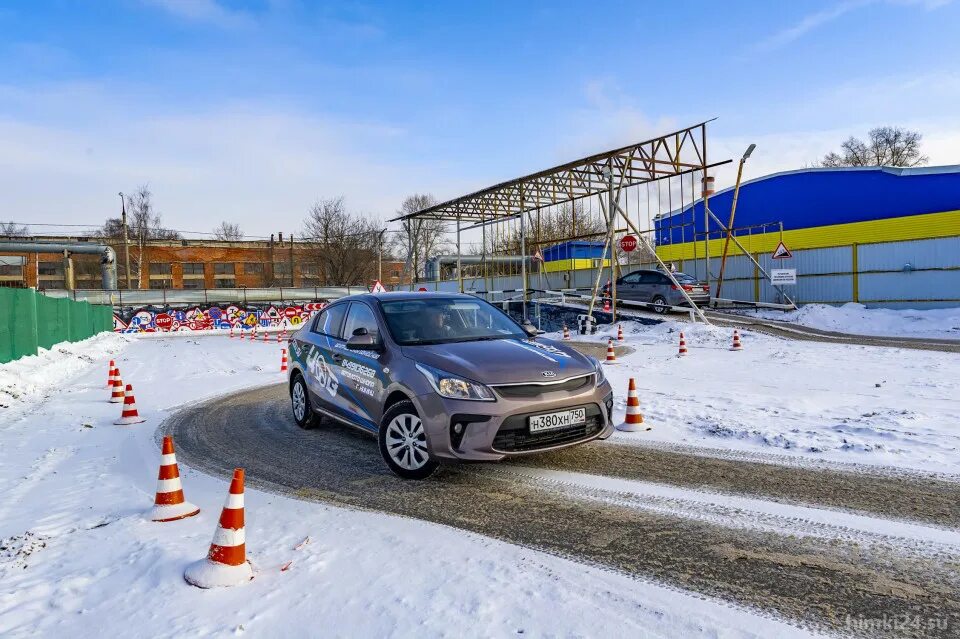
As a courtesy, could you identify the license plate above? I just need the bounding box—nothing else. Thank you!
[529,407,587,433]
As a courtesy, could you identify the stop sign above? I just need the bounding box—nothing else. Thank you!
[619,235,638,252]
[154,313,173,330]
[418,287,428,292]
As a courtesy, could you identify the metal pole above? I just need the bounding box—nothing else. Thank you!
[606,160,617,323]
[456,216,463,293]
[716,144,755,299]
[377,229,385,282]
[519,186,528,321]
[119,192,132,290]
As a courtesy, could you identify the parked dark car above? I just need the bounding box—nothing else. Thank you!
[603,269,710,313]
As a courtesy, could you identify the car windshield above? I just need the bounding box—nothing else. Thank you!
[380,297,527,345]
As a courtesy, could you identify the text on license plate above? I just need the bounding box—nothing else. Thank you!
[529,407,587,433]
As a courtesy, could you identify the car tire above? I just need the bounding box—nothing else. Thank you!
[378,400,439,480]
[652,295,669,314]
[290,373,318,430]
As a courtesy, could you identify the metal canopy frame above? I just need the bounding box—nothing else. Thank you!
[389,120,729,224]
[393,120,731,325]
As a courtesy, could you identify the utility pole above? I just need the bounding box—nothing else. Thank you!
[119,192,131,290]
[377,228,385,282]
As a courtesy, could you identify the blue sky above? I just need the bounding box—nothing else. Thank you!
[1,0,958,237]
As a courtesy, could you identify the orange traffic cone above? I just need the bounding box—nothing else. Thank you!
[184,468,254,588]
[262,331,269,343]
[562,325,570,340]
[678,332,688,356]
[229,327,234,339]
[731,330,743,351]
[106,360,116,387]
[604,338,616,363]
[603,298,611,312]
[114,383,146,424]
[616,378,645,432]
[280,348,288,373]
[617,324,624,341]
[147,436,200,522]
[276,332,282,343]
[109,369,125,403]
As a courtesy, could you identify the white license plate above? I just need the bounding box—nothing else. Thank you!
[529,407,587,433]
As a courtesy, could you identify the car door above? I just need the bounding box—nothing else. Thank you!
[635,272,660,302]
[618,272,642,301]
[335,301,388,431]
[301,302,349,417]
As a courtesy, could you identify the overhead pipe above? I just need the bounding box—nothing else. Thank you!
[424,254,537,282]
[0,241,117,290]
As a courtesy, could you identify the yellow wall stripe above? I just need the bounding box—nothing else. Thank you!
[656,209,960,261]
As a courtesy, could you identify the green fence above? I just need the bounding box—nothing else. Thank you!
[0,289,113,364]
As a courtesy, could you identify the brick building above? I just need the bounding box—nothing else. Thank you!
[0,236,408,290]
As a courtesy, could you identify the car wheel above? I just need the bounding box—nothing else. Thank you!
[378,400,439,480]
[290,374,317,429]
[652,295,669,314]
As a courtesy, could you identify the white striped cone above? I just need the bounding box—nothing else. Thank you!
[603,298,611,312]
[617,324,624,341]
[147,436,200,522]
[562,325,570,340]
[731,330,743,351]
[678,332,688,356]
[276,332,282,343]
[617,378,646,432]
[114,384,146,424]
[604,338,616,363]
[184,468,254,588]
[109,370,125,403]
[229,327,234,339]
[280,348,287,373]
[262,332,269,343]
[106,360,116,388]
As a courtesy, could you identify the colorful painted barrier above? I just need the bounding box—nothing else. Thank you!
[113,302,327,333]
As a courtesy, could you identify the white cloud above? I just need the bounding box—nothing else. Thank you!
[140,0,255,29]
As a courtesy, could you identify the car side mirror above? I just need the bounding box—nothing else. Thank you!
[346,328,383,351]
[521,321,544,337]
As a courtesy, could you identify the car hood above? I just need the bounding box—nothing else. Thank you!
[401,337,596,385]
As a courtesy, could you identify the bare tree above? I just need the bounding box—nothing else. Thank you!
[98,184,180,286]
[302,197,382,285]
[213,221,244,241]
[820,126,928,168]
[0,221,28,237]
[394,194,449,281]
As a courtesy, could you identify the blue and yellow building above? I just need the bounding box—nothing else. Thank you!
[654,165,960,307]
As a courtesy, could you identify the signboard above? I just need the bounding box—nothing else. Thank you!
[532,249,544,262]
[370,280,386,293]
[770,269,797,285]
[772,240,793,259]
[619,235,638,252]
[418,287,428,292]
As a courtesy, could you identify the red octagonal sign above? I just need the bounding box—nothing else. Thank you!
[619,235,638,252]
[154,313,173,330]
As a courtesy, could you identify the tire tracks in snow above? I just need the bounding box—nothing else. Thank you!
[164,384,960,639]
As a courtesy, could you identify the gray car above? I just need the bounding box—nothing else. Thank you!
[604,269,711,313]
[287,292,614,479]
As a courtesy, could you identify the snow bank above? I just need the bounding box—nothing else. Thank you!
[730,303,960,340]
[561,318,960,475]
[0,334,810,638]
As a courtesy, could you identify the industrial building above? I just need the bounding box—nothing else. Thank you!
[654,165,960,307]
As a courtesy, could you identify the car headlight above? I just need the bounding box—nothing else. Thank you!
[590,356,606,386]
[416,363,496,401]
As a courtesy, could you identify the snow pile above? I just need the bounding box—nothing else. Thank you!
[0,334,809,638]
[561,319,960,474]
[730,303,960,340]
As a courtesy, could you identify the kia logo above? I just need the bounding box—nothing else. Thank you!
[541,370,556,378]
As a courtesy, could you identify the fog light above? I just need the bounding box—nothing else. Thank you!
[453,423,464,434]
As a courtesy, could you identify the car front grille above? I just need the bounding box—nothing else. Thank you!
[493,404,603,453]
[492,374,593,399]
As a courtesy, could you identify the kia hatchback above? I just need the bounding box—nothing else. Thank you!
[287,292,614,479]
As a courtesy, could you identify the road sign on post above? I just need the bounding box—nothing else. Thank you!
[619,235,638,252]
[770,269,797,285]
[772,241,793,259]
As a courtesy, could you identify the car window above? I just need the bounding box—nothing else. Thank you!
[621,272,641,284]
[638,272,660,284]
[380,297,526,345]
[343,302,380,339]
[312,303,348,338]
[672,272,697,283]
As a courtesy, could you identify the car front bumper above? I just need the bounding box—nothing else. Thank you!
[414,380,615,462]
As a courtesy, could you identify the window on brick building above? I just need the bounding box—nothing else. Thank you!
[214,263,235,275]
[38,261,64,276]
[182,262,205,276]
[244,262,263,274]
[149,263,172,275]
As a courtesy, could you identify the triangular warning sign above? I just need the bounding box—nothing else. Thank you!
[533,249,544,262]
[370,280,386,293]
[772,241,793,259]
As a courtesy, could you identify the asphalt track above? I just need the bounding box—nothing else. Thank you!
[163,383,960,638]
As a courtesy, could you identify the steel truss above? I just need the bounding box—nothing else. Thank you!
[391,120,731,324]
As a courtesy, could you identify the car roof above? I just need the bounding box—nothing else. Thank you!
[330,291,480,304]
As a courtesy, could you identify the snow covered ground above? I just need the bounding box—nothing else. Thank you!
[727,303,960,341]
[562,319,960,476]
[0,333,817,638]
